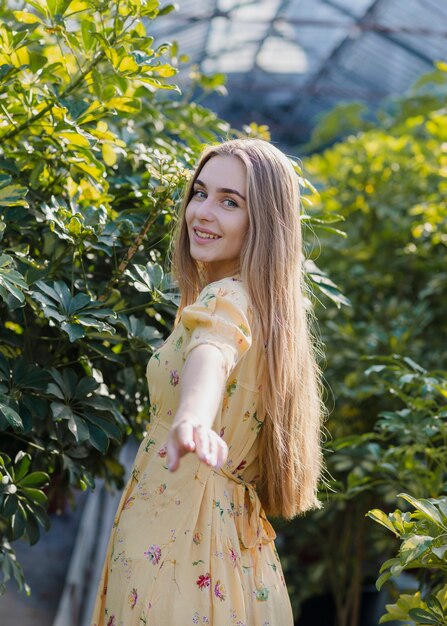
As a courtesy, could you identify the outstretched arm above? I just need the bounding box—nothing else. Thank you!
[166,343,229,472]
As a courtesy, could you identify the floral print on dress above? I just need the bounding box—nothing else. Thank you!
[193,532,202,545]
[228,547,238,567]
[196,573,211,590]
[255,587,270,601]
[144,438,155,453]
[169,369,180,386]
[192,612,210,624]
[89,277,294,626]
[202,292,217,307]
[128,588,138,609]
[214,580,226,601]
[144,545,161,565]
[234,460,246,473]
[123,496,135,510]
[174,336,184,351]
[238,323,250,336]
[157,445,167,458]
[226,379,237,396]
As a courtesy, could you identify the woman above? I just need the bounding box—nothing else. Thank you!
[91,138,325,626]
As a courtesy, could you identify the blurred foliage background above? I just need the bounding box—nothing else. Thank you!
[0,0,446,624]
[279,61,447,626]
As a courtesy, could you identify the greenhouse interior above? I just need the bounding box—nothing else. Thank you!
[0,0,446,625]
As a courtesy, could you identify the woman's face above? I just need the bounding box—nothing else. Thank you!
[185,154,249,282]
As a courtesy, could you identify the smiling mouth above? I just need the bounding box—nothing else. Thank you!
[194,228,221,240]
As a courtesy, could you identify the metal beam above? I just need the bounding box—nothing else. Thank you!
[158,13,447,37]
[321,0,435,68]
[297,0,386,104]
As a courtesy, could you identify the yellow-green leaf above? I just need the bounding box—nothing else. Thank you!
[13,10,43,24]
[102,143,117,166]
[366,509,400,537]
[66,0,89,13]
[59,131,91,148]
[435,60,447,73]
[117,56,139,73]
[151,63,177,77]
[106,97,141,113]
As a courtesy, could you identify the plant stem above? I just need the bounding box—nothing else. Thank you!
[99,209,159,302]
[4,432,46,451]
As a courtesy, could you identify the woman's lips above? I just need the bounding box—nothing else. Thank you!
[192,228,222,243]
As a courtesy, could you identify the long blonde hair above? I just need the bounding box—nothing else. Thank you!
[172,138,325,519]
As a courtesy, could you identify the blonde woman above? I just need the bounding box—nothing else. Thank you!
[91,138,325,626]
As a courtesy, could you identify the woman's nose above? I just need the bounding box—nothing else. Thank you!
[195,197,214,220]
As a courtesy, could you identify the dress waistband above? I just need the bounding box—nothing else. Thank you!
[215,466,276,550]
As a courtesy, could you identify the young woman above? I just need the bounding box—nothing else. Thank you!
[91,138,325,626]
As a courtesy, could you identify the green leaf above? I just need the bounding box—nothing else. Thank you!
[82,411,121,440]
[87,422,109,453]
[51,402,74,420]
[67,414,90,442]
[46,0,72,17]
[0,254,27,304]
[379,592,424,623]
[0,400,23,431]
[24,503,50,531]
[32,281,115,342]
[21,487,48,505]
[80,19,96,50]
[397,493,446,527]
[106,97,141,113]
[367,509,400,537]
[13,453,31,482]
[400,535,433,567]
[74,376,99,399]
[0,176,28,208]
[3,495,19,517]
[19,472,49,488]
[375,569,392,591]
[25,515,40,546]
[158,3,176,16]
[11,506,26,539]
[125,262,164,293]
[408,608,444,625]
[426,596,445,617]
[61,322,86,342]
[13,10,43,24]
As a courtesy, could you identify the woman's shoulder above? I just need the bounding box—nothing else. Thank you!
[198,276,250,311]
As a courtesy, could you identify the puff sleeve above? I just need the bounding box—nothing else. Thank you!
[180,279,252,377]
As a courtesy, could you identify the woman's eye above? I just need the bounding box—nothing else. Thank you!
[194,189,206,198]
[223,198,238,208]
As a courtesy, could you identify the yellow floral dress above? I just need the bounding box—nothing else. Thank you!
[90,276,294,626]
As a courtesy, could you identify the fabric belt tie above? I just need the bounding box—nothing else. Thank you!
[216,466,276,550]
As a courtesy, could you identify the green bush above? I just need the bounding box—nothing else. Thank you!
[369,494,447,625]
[0,0,228,593]
[279,63,447,625]
[0,0,345,596]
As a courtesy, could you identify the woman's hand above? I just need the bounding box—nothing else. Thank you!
[166,420,228,472]
[164,344,229,472]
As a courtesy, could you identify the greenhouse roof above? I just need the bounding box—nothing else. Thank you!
[153,0,447,145]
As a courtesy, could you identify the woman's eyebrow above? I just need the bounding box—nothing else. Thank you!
[194,178,246,201]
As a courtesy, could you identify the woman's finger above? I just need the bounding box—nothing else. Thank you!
[207,431,218,467]
[176,420,196,452]
[193,425,210,464]
[166,435,179,472]
[215,436,228,469]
